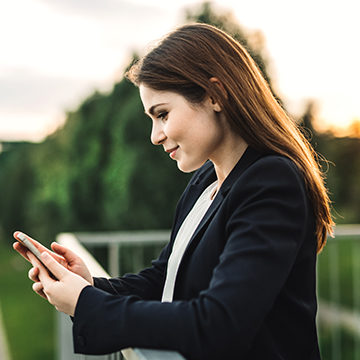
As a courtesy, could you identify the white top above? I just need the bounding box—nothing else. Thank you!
[161,181,218,303]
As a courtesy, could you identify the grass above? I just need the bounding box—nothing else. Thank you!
[0,238,54,360]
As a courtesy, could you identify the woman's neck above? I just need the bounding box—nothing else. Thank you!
[211,134,248,189]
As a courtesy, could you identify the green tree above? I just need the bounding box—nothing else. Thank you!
[298,101,360,224]
[0,2,280,243]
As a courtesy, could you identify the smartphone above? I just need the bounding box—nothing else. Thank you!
[14,231,57,279]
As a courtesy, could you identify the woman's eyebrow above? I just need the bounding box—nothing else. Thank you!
[145,103,168,116]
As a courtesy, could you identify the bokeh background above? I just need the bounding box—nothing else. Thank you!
[1,1,359,359]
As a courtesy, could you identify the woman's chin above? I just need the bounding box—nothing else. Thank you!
[176,160,205,174]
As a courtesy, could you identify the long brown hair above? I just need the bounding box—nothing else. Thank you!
[126,23,334,252]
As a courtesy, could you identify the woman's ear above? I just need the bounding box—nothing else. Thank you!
[209,97,222,112]
[209,77,228,112]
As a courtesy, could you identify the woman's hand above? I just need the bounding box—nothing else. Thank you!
[28,251,91,316]
[13,232,94,299]
[13,231,65,265]
[48,242,93,285]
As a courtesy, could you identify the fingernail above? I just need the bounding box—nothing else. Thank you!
[41,252,49,259]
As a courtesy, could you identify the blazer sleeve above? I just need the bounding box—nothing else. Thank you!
[72,156,313,359]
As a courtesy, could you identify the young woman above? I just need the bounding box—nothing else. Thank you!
[14,23,333,359]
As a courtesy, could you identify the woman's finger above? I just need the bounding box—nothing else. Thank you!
[13,232,66,265]
[39,252,68,281]
[32,282,47,300]
[13,241,31,261]
[51,242,79,265]
[28,267,40,282]
[27,252,55,287]
[13,231,48,253]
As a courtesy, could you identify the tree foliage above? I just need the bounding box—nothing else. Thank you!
[298,104,360,224]
[0,2,358,246]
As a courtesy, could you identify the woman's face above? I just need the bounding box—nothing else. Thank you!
[139,85,226,173]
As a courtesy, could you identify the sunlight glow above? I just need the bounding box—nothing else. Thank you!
[0,0,359,141]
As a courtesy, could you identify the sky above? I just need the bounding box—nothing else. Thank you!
[0,0,359,142]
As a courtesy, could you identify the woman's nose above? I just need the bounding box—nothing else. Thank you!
[151,121,166,145]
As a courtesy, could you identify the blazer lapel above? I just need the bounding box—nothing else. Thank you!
[172,162,217,240]
[181,146,263,256]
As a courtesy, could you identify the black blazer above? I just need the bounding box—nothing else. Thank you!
[72,146,321,359]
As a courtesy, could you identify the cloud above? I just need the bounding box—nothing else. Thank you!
[36,0,168,22]
[0,68,96,113]
[31,0,180,56]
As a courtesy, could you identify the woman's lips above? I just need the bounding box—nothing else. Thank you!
[166,146,179,159]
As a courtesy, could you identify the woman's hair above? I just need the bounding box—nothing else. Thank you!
[126,23,334,252]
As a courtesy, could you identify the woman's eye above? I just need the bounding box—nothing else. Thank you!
[157,111,168,121]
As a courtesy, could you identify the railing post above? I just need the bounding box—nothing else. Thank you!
[58,312,81,360]
[109,243,120,277]
[353,240,360,360]
[328,240,341,360]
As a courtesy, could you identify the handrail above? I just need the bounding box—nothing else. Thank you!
[121,348,185,360]
[333,224,360,237]
[318,300,360,337]
[57,233,185,360]
[74,230,171,245]
[56,225,360,360]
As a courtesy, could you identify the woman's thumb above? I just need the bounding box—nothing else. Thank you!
[51,242,77,262]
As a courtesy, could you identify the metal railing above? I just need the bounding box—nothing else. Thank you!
[73,231,171,277]
[57,232,185,360]
[56,225,360,360]
[317,224,360,359]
